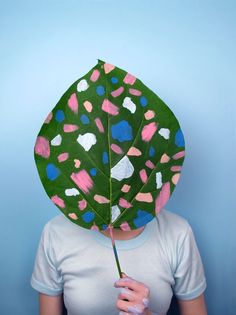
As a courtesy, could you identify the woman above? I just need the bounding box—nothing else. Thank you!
[30,207,208,315]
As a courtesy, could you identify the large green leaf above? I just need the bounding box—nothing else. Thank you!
[34,59,185,231]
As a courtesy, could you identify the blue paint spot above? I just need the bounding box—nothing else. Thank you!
[55,110,65,122]
[149,146,155,157]
[102,224,108,230]
[90,168,97,176]
[111,77,118,84]
[111,120,133,142]
[140,96,148,107]
[133,209,154,228]
[82,211,95,223]
[175,129,185,147]
[96,85,105,96]
[46,163,60,180]
[102,151,108,164]
[80,114,90,124]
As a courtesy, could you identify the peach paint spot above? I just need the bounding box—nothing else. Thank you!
[160,153,170,163]
[172,151,185,160]
[172,173,180,185]
[123,73,136,85]
[51,195,65,208]
[95,117,105,133]
[94,194,110,204]
[104,63,115,74]
[144,110,155,120]
[129,88,142,96]
[74,159,81,168]
[121,184,131,193]
[155,182,170,214]
[68,213,78,220]
[139,169,148,183]
[90,69,100,82]
[171,166,182,172]
[83,100,93,112]
[119,198,132,208]
[120,221,131,231]
[78,199,87,210]
[70,169,93,194]
[63,124,79,133]
[58,152,69,162]
[34,136,50,158]
[90,223,99,231]
[44,112,53,124]
[135,192,153,202]
[127,146,142,156]
[68,93,78,114]
[101,99,119,116]
[141,122,157,142]
[145,160,155,169]
[111,86,124,97]
[111,143,123,154]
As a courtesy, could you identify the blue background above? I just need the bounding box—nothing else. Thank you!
[0,1,235,314]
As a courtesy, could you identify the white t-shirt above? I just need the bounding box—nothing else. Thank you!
[30,208,207,315]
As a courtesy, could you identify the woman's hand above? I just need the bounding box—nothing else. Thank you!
[114,272,151,315]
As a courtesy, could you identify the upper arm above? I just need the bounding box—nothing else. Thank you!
[39,293,63,315]
[177,293,208,315]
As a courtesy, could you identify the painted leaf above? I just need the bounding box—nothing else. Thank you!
[34,59,185,231]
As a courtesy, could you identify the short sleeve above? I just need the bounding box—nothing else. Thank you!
[172,224,207,300]
[30,222,63,296]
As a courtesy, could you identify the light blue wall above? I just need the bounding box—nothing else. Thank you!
[0,1,235,314]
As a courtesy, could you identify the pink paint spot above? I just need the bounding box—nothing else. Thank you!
[58,152,69,162]
[145,160,155,169]
[68,93,78,114]
[155,182,170,214]
[70,169,93,194]
[171,165,182,172]
[141,122,157,142]
[111,143,123,154]
[101,99,119,116]
[95,117,105,133]
[63,124,79,133]
[34,136,50,158]
[121,184,131,193]
[68,213,78,220]
[123,73,136,85]
[172,151,185,160]
[74,159,81,168]
[119,198,132,208]
[83,100,93,112]
[51,195,65,208]
[90,222,99,231]
[129,88,141,96]
[135,192,153,202]
[78,199,87,210]
[44,112,53,124]
[94,194,110,204]
[90,69,100,82]
[139,169,148,183]
[111,86,124,97]
[104,63,115,74]
[160,153,170,163]
[172,173,180,185]
[144,110,155,120]
[120,221,131,231]
[127,146,142,156]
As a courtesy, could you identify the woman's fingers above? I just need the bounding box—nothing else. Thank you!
[114,277,144,293]
[118,287,136,301]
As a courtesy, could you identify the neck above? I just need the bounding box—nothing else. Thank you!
[99,226,146,240]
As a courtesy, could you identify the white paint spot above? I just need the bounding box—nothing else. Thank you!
[77,133,97,151]
[77,79,89,92]
[111,205,121,223]
[51,134,62,146]
[156,172,163,189]
[111,155,134,181]
[65,188,80,196]
[158,128,170,140]
[122,97,136,113]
